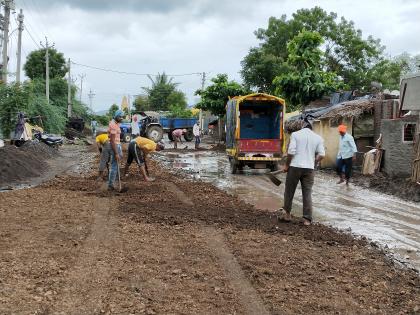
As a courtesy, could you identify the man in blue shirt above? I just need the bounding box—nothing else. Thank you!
[337,124,358,185]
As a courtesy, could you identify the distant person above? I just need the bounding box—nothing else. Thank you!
[172,129,187,149]
[91,120,98,137]
[96,133,111,180]
[336,124,358,185]
[193,122,201,150]
[280,120,325,226]
[131,114,140,137]
[108,110,124,191]
[123,136,165,181]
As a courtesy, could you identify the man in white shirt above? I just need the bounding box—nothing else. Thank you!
[131,114,140,137]
[336,124,357,185]
[281,121,325,225]
[193,122,201,150]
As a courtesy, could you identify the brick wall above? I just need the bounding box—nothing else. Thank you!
[381,116,417,177]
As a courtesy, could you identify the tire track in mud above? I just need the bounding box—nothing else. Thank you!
[53,197,118,314]
[164,181,271,315]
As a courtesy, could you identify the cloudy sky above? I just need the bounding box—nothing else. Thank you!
[7,0,420,112]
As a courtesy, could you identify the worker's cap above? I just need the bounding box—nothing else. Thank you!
[114,110,124,119]
[338,124,347,133]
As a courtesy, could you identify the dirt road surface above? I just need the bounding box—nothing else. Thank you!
[0,144,419,314]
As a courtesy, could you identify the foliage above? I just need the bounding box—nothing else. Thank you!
[195,74,249,117]
[166,104,194,118]
[0,84,30,137]
[107,104,119,118]
[141,73,187,111]
[26,95,67,134]
[241,7,386,92]
[93,115,109,126]
[273,31,343,110]
[133,95,150,112]
[23,48,67,80]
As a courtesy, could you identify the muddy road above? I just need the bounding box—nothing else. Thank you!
[1,144,419,314]
[155,150,420,271]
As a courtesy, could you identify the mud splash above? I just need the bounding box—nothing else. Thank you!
[156,150,420,271]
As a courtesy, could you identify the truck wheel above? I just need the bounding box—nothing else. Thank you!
[184,129,194,142]
[230,158,238,174]
[147,126,163,142]
[122,133,131,143]
[270,162,279,172]
[168,132,174,141]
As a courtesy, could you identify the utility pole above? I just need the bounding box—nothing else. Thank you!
[200,72,206,129]
[1,0,13,83]
[16,9,24,83]
[88,89,95,113]
[67,58,72,117]
[78,73,86,103]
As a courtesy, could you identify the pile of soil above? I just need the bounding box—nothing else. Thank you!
[352,172,420,202]
[0,141,57,188]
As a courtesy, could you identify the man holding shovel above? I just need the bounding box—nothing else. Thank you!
[108,110,124,191]
[123,136,165,181]
[172,129,187,149]
[96,133,111,180]
[280,120,325,226]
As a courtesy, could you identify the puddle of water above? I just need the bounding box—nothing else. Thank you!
[156,150,420,271]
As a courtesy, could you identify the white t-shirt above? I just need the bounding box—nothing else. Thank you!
[193,124,200,137]
[288,128,325,169]
[131,115,140,135]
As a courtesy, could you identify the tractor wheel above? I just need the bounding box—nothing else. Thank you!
[230,158,238,174]
[184,129,194,142]
[122,133,131,143]
[147,126,164,142]
[270,162,279,172]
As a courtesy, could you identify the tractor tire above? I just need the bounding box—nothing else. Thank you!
[147,126,164,142]
[184,129,194,142]
[270,162,279,172]
[229,157,238,174]
[122,133,131,143]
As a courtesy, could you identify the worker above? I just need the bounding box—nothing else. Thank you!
[280,120,325,226]
[123,136,165,181]
[96,133,111,180]
[336,124,358,185]
[108,110,124,191]
[193,122,201,150]
[172,129,187,149]
[131,114,140,137]
[91,120,98,137]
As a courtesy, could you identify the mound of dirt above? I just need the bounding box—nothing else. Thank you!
[0,142,58,188]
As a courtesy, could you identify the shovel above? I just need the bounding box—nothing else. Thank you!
[266,170,283,186]
[116,162,129,193]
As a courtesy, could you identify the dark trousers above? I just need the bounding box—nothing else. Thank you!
[127,141,145,166]
[337,157,353,180]
[283,166,315,222]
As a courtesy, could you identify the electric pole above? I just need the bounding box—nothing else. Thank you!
[200,72,206,128]
[78,73,86,103]
[67,58,72,118]
[16,9,24,84]
[1,0,13,83]
[88,89,95,113]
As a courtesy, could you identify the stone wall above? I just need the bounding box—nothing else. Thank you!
[374,99,399,140]
[381,116,417,177]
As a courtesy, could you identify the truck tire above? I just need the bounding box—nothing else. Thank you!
[270,162,279,172]
[147,126,163,142]
[122,133,131,143]
[168,132,174,141]
[229,157,238,174]
[184,129,194,142]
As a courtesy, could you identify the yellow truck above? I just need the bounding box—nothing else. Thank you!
[225,93,286,173]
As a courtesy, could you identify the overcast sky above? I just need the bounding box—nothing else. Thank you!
[8,0,420,112]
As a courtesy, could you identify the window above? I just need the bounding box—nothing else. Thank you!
[403,123,416,143]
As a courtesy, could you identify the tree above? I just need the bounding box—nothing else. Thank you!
[273,31,343,110]
[141,73,186,111]
[195,74,249,117]
[241,7,384,92]
[133,95,150,112]
[0,84,30,136]
[23,48,67,80]
[107,104,119,118]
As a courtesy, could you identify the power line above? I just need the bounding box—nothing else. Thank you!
[71,61,203,77]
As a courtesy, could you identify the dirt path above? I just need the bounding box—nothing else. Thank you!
[1,147,419,314]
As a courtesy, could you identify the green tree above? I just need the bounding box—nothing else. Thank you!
[133,95,150,112]
[242,7,384,92]
[141,73,187,111]
[195,74,249,116]
[23,48,67,80]
[0,84,30,136]
[273,31,343,110]
[107,104,119,118]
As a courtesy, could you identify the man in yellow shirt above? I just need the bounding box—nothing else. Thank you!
[96,133,111,180]
[123,136,164,181]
